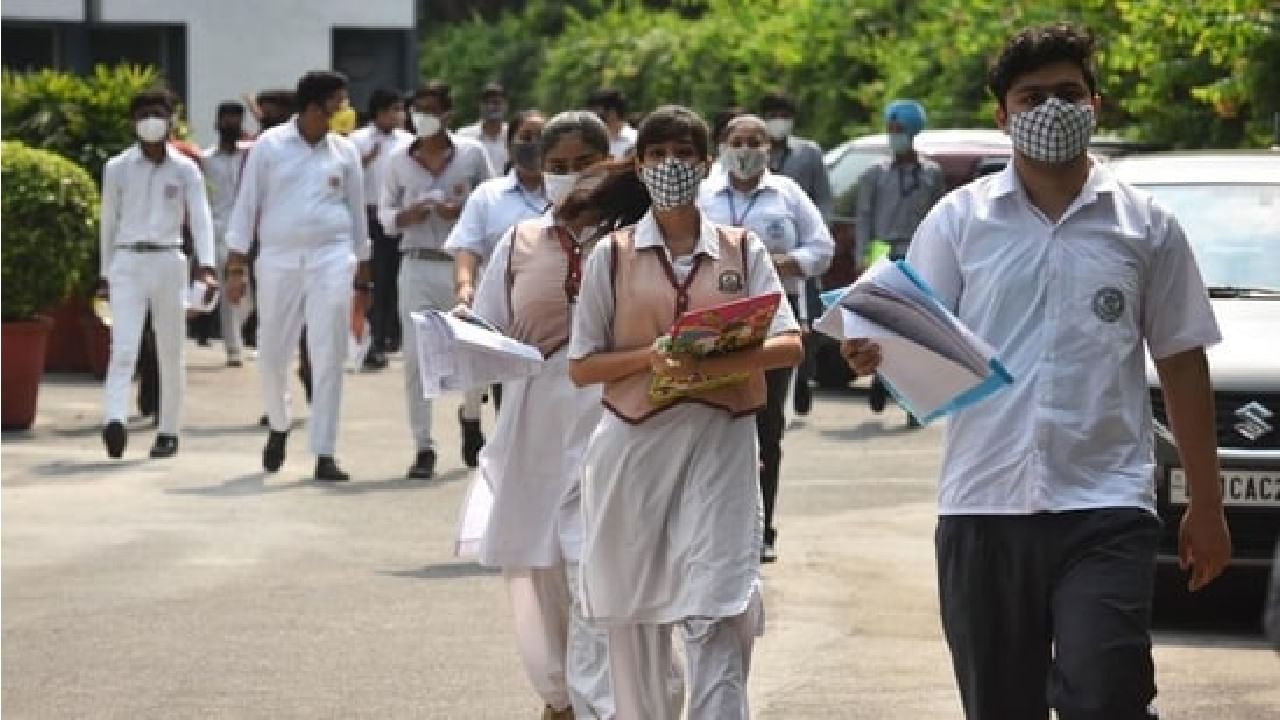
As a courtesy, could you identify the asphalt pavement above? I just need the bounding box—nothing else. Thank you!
[3,345,1277,718]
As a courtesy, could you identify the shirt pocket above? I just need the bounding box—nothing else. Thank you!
[1068,253,1141,355]
[752,209,797,254]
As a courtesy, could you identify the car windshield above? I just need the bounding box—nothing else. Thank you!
[828,147,886,219]
[1140,183,1280,292]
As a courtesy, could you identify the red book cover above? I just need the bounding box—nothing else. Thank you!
[650,292,782,404]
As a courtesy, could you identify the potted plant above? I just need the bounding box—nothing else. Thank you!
[1,141,98,430]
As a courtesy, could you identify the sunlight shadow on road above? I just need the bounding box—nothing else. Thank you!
[166,472,311,496]
[319,468,468,495]
[820,419,928,441]
[378,562,501,580]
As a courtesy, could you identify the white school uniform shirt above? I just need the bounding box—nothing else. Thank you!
[201,143,248,238]
[457,120,509,175]
[608,124,637,159]
[378,134,495,251]
[443,170,549,261]
[347,124,414,207]
[698,169,834,300]
[99,143,215,276]
[225,118,370,263]
[906,162,1221,516]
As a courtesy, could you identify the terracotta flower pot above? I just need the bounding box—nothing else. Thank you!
[1,316,55,430]
[80,312,111,381]
[44,296,92,373]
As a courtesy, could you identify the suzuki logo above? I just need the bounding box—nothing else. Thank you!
[1234,401,1275,441]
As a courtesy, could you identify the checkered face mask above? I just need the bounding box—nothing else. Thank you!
[1009,97,1096,164]
[639,158,705,210]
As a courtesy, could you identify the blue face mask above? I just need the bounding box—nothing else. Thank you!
[889,132,913,154]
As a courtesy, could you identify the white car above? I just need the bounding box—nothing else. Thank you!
[1109,150,1280,604]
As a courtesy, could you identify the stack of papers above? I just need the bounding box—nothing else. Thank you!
[411,310,544,398]
[815,259,1012,423]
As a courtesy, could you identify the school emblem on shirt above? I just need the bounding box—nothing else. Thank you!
[1092,287,1125,323]
[718,269,744,293]
[328,174,341,190]
[765,219,786,243]
[164,183,179,199]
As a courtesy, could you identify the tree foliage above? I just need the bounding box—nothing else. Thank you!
[417,0,1279,149]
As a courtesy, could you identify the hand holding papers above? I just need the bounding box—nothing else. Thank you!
[815,259,1012,423]
[411,309,544,398]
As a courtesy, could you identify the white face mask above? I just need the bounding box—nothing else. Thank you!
[764,118,793,141]
[543,172,579,206]
[723,146,769,181]
[136,117,168,144]
[412,112,443,138]
[1008,97,1096,164]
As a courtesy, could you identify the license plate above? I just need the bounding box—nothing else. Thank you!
[1169,469,1280,506]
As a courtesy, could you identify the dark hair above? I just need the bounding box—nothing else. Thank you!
[759,91,797,117]
[557,159,649,232]
[539,110,609,158]
[480,81,506,100]
[216,101,245,118]
[367,88,402,117]
[586,88,627,116]
[414,80,453,111]
[987,23,1098,107]
[507,109,546,146]
[295,71,348,112]
[711,105,747,145]
[635,104,711,161]
[129,89,174,117]
[256,89,295,110]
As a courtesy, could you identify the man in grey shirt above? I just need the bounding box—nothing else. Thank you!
[760,90,833,415]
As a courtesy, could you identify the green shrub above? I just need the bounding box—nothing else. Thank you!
[1,64,165,184]
[1,142,99,321]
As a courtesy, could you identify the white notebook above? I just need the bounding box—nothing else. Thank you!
[410,309,544,398]
[815,259,1012,423]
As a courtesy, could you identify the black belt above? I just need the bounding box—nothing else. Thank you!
[119,243,181,252]
[401,248,452,262]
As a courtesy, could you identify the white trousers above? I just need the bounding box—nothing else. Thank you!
[607,589,763,720]
[215,237,243,359]
[398,257,483,451]
[103,249,188,434]
[505,563,614,718]
[256,248,354,456]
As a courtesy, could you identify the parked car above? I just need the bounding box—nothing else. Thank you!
[1109,150,1280,607]
[815,129,1012,387]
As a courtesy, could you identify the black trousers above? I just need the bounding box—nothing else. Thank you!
[792,283,819,412]
[755,366,792,546]
[936,509,1161,720]
[367,206,402,351]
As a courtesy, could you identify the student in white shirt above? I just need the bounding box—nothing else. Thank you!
[587,88,637,159]
[379,80,495,479]
[348,88,413,369]
[844,24,1230,720]
[457,81,510,174]
[699,114,833,564]
[569,106,804,719]
[446,110,548,305]
[225,71,371,483]
[201,101,250,366]
[466,110,618,720]
[99,89,217,461]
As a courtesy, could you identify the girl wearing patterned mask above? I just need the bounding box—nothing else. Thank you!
[698,114,834,565]
[462,111,625,720]
[567,105,804,719]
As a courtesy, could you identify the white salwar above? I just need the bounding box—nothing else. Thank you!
[464,218,613,718]
[569,212,799,720]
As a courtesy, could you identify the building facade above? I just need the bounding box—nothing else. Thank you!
[2,0,418,146]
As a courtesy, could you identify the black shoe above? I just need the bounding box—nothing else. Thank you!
[907,414,922,429]
[258,414,269,427]
[459,407,484,469]
[149,434,179,458]
[794,378,812,416]
[102,420,127,459]
[362,350,388,371]
[314,456,350,482]
[869,376,887,414]
[227,357,243,368]
[760,542,778,564]
[407,450,436,479]
[262,429,288,472]
[196,337,210,347]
